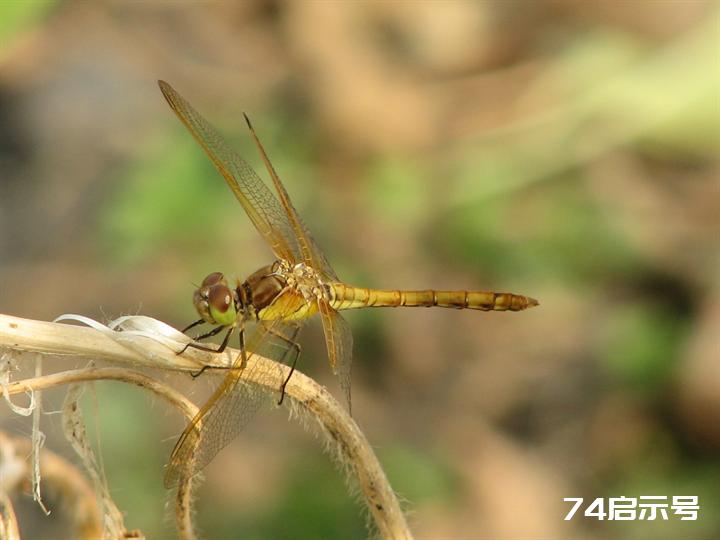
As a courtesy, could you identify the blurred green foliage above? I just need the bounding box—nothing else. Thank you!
[201,455,367,540]
[602,304,690,394]
[0,0,55,53]
[366,156,430,230]
[98,132,231,265]
[81,382,169,538]
[99,109,317,268]
[606,458,720,540]
[439,179,644,286]
[197,444,459,540]
[380,445,460,505]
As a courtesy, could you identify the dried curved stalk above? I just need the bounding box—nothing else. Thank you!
[0,432,104,540]
[0,313,412,540]
[0,479,20,540]
[4,368,193,540]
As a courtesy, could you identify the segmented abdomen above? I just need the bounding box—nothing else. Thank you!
[329,283,538,312]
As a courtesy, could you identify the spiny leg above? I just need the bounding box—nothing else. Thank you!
[177,324,226,355]
[192,322,247,379]
[181,318,205,333]
[188,326,235,378]
[266,325,301,405]
[238,324,248,370]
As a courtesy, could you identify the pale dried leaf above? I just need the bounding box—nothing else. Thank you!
[0,351,35,416]
[31,354,50,515]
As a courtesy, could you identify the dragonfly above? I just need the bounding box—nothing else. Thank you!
[158,80,538,487]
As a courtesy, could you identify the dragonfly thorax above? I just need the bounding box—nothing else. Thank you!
[237,260,330,323]
[284,260,329,303]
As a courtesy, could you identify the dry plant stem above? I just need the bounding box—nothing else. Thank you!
[175,477,195,540]
[0,433,103,540]
[0,489,20,540]
[5,368,197,540]
[284,375,413,540]
[0,314,412,540]
[6,368,198,422]
[0,314,220,372]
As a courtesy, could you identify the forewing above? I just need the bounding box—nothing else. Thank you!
[158,81,300,263]
[317,300,354,413]
[243,114,340,281]
[164,319,302,487]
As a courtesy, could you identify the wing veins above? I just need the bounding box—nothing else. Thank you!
[158,80,299,263]
[164,319,300,487]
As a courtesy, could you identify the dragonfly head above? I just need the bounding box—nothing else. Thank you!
[193,272,239,326]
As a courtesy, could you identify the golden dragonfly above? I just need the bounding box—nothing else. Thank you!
[158,80,538,486]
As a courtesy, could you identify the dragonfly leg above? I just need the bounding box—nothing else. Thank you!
[238,324,248,369]
[278,348,300,405]
[187,326,236,378]
[213,325,235,353]
[181,318,205,334]
[191,321,248,379]
[266,325,301,405]
[177,325,226,355]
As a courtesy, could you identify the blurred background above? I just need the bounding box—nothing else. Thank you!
[1,1,718,539]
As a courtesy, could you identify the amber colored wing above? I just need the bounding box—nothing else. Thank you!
[158,80,300,264]
[317,299,354,413]
[243,113,339,281]
[164,319,302,487]
[243,113,354,410]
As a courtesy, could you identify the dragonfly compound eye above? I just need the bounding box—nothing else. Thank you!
[192,288,212,323]
[207,284,237,326]
[201,272,226,287]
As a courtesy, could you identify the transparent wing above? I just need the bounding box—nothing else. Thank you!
[244,115,351,407]
[158,80,300,264]
[243,113,340,281]
[317,299,354,413]
[164,319,302,487]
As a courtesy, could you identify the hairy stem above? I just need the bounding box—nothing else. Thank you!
[1,313,412,540]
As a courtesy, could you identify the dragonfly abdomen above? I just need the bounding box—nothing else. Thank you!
[329,283,538,312]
